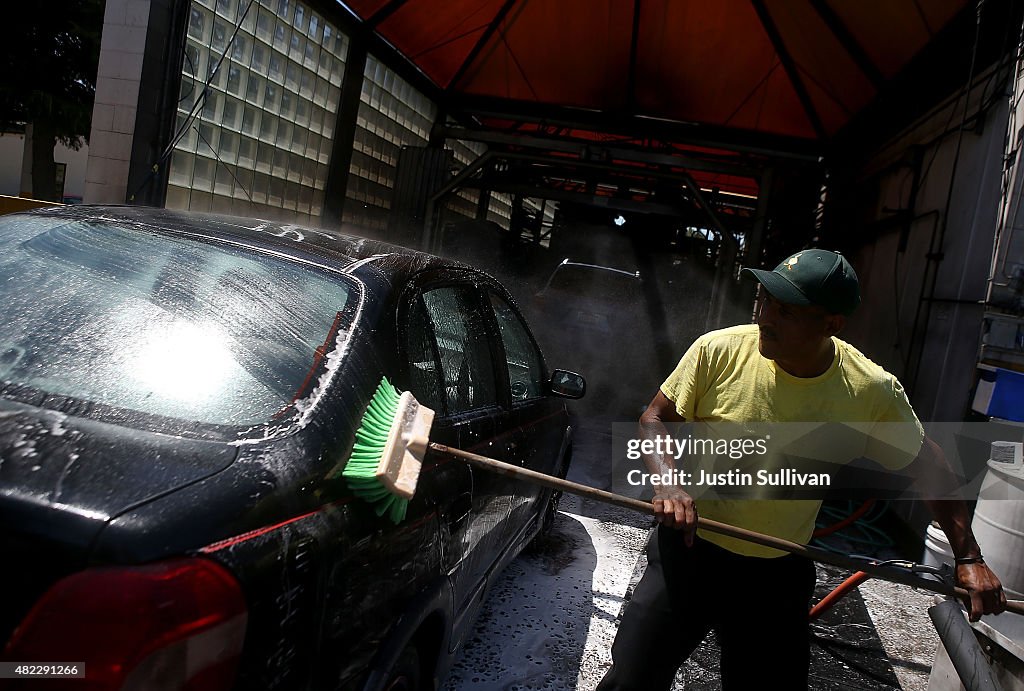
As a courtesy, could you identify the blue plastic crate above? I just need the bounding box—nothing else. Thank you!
[975,365,1024,422]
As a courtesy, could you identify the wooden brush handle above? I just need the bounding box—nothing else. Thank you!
[429,442,1024,617]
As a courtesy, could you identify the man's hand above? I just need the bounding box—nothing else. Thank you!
[956,562,1007,622]
[653,486,698,547]
[920,438,1008,622]
[640,391,696,545]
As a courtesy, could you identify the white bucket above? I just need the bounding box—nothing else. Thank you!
[972,460,1024,601]
[970,453,1024,646]
[989,441,1024,471]
[922,521,954,570]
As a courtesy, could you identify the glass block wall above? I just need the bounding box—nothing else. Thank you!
[167,0,348,223]
[487,189,513,229]
[344,54,437,232]
[446,139,484,221]
[165,0,527,237]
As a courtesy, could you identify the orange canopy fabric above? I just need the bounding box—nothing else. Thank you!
[345,0,967,140]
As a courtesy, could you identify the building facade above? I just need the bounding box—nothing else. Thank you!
[85,0,521,236]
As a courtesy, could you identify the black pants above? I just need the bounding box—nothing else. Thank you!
[596,527,817,691]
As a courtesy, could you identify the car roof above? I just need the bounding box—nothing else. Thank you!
[17,204,475,284]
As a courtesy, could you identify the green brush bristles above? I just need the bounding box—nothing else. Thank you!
[342,378,409,524]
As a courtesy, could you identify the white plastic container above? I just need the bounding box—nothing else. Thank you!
[924,440,1024,648]
[970,443,1024,646]
[972,458,1024,600]
[922,521,954,570]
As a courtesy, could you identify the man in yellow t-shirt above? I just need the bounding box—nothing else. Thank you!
[596,249,1005,691]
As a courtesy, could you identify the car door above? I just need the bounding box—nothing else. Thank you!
[397,274,517,651]
[484,289,569,543]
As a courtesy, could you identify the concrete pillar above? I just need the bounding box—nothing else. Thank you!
[85,0,152,204]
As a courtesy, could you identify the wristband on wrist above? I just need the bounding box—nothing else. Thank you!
[954,554,984,565]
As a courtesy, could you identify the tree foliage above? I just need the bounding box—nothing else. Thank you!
[0,1,104,199]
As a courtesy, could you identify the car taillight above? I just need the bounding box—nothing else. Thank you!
[2,558,247,690]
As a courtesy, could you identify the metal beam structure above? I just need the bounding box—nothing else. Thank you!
[625,0,643,113]
[446,93,823,161]
[489,151,754,212]
[331,1,444,105]
[457,178,687,218]
[434,140,757,260]
[422,144,758,254]
[749,0,827,140]
[425,144,759,236]
[322,38,368,227]
[423,151,494,250]
[745,167,774,272]
[679,172,735,247]
[366,0,410,28]
[434,125,762,179]
[446,0,520,91]
[808,0,885,91]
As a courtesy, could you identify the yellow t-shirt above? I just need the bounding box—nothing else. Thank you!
[660,324,924,557]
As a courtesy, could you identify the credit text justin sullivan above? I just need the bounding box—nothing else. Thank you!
[626,468,831,487]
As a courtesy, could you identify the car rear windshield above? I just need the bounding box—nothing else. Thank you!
[0,215,355,428]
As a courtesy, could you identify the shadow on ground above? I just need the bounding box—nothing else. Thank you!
[665,561,904,690]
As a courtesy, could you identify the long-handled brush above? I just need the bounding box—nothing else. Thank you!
[339,380,1024,615]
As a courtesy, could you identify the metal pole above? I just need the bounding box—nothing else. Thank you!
[680,173,739,330]
[322,39,368,228]
[421,151,492,251]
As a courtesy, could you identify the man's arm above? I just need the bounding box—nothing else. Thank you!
[639,391,698,546]
[919,436,1007,621]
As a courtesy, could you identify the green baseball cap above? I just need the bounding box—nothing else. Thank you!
[741,249,861,316]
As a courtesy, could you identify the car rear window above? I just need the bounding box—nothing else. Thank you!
[0,215,355,428]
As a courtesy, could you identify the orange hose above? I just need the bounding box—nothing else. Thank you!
[808,571,872,621]
[812,499,876,538]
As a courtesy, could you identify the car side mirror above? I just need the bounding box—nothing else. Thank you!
[549,369,585,399]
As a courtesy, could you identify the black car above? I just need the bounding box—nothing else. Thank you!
[0,206,583,691]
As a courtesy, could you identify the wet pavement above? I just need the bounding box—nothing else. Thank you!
[445,496,941,690]
[446,418,947,690]
[442,493,648,690]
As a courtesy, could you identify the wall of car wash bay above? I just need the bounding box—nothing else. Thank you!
[822,58,1021,535]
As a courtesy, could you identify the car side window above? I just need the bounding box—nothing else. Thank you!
[404,294,444,413]
[421,286,497,415]
[488,292,544,402]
